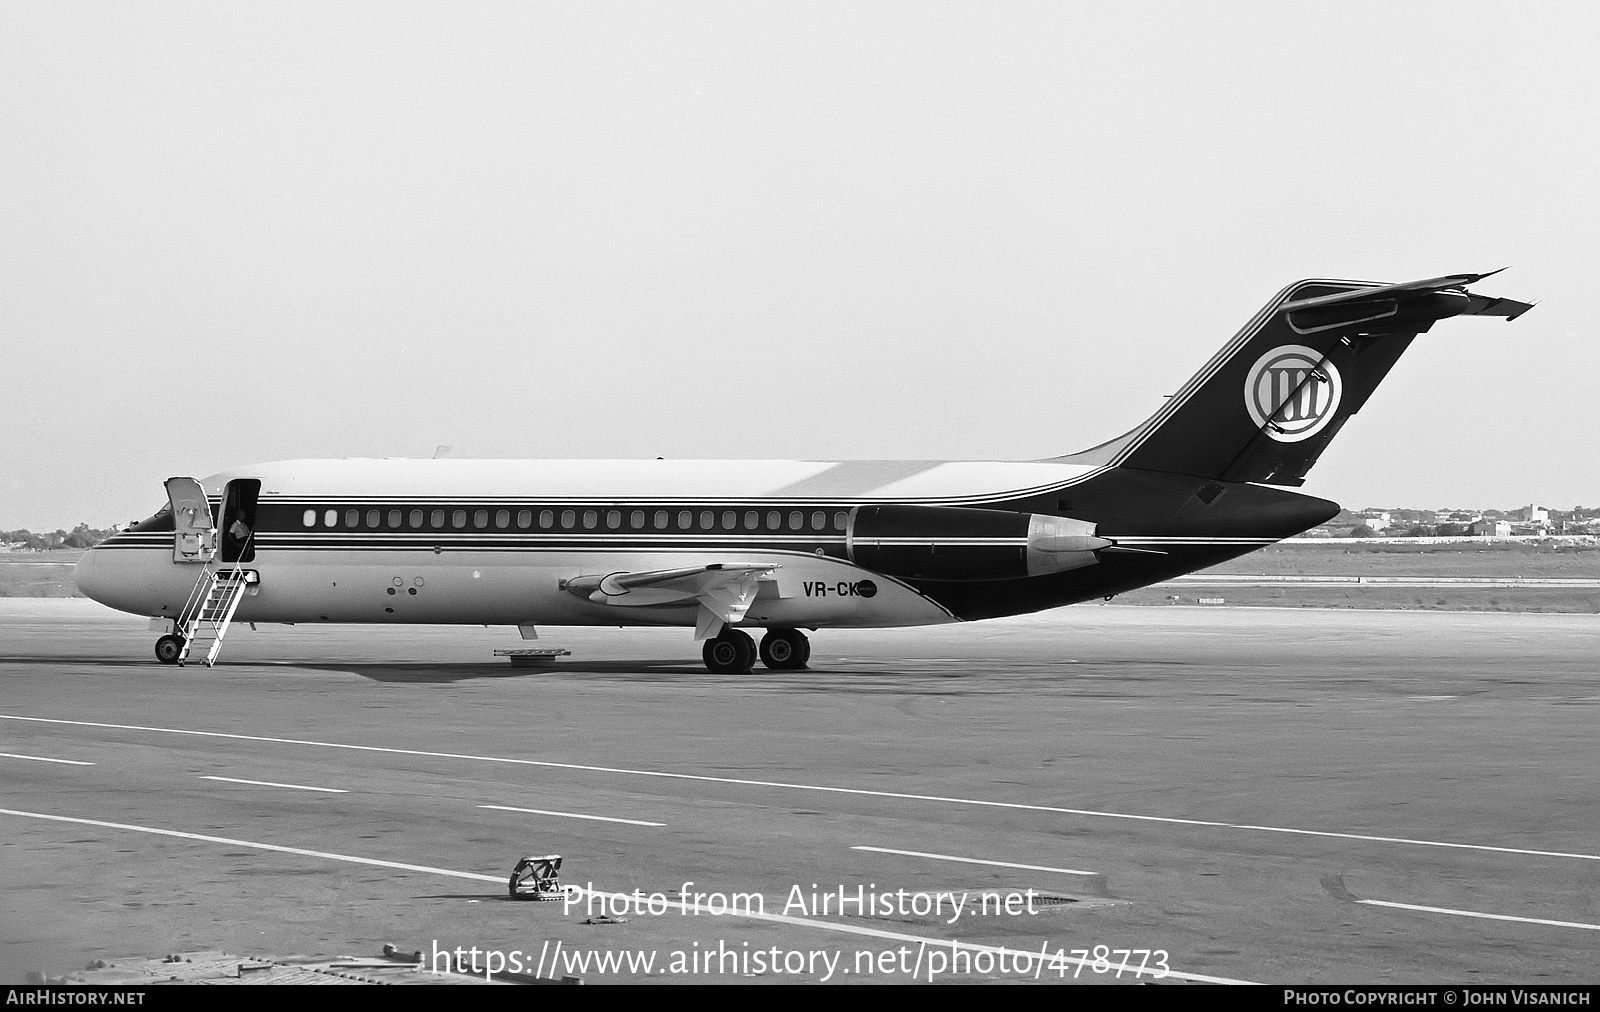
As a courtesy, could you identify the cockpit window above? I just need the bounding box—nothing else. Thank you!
[126,505,176,533]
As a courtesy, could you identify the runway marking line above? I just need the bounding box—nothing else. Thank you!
[6,713,1597,865]
[851,845,1096,877]
[480,804,663,827]
[0,751,93,766]
[0,805,1251,985]
[199,775,347,794]
[0,806,498,882]
[1360,899,1600,932]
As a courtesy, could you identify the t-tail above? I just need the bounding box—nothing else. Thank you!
[1059,271,1534,486]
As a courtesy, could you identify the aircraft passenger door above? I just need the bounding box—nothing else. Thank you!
[218,479,261,564]
[165,477,216,564]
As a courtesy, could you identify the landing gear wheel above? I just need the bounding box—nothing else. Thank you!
[702,629,756,674]
[154,634,185,665]
[760,629,810,670]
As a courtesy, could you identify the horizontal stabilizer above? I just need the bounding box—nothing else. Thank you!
[1278,270,1506,312]
[1281,270,1533,324]
[1459,293,1535,320]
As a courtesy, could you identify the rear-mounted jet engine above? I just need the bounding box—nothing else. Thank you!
[845,504,1111,582]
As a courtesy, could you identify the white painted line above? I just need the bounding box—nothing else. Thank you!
[0,751,94,766]
[1359,899,1600,932]
[7,713,1596,865]
[852,845,1096,877]
[0,805,1251,985]
[479,804,663,827]
[0,807,500,883]
[199,775,347,794]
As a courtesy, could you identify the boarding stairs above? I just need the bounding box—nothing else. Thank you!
[175,554,253,668]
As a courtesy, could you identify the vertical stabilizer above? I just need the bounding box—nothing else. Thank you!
[1055,273,1532,486]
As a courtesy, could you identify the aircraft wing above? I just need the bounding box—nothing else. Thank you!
[562,563,781,640]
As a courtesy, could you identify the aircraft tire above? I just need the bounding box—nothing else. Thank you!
[703,630,755,674]
[154,634,185,665]
[759,629,809,670]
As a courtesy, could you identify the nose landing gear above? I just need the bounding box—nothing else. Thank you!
[154,634,186,665]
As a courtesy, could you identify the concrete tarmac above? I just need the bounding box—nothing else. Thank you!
[2,599,1598,985]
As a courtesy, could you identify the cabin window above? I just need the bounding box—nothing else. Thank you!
[408,510,422,528]
[452,510,466,528]
[495,510,509,529]
[699,510,714,530]
[677,510,692,529]
[302,509,316,527]
[606,510,621,529]
[788,511,803,530]
[388,509,402,528]
[654,510,669,529]
[431,509,445,528]
[517,510,532,529]
[582,510,597,529]
[474,510,488,528]
[540,510,554,529]
[811,511,826,530]
[767,511,781,530]
[834,511,848,531]
[744,511,759,530]
[367,509,380,528]
[721,511,736,530]
[342,509,356,527]
[323,509,338,527]
[630,510,645,529]
[561,510,575,529]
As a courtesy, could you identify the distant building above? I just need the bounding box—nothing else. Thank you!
[1356,511,1392,531]
[1519,504,1549,522]
[1471,520,1512,537]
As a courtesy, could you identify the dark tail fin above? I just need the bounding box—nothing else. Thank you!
[1056,272,1533,486]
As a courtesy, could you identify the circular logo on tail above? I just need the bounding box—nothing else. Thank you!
[1244,345,1342,443]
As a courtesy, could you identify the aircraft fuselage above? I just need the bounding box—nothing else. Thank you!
[76,456,1335,630]
[73,272,1531,670]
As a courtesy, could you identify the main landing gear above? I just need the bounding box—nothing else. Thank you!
[701,628,810,674]
[758,628,810,670]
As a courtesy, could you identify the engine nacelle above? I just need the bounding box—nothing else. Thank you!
[846,504,1109,582]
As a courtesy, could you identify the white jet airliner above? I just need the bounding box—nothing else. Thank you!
[75,271,1531,672]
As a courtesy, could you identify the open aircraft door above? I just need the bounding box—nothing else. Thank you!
[218,478,260,563]
[164,477,215,564]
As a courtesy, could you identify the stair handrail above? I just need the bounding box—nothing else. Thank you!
[176,527,255,635]
[176,560,217,633]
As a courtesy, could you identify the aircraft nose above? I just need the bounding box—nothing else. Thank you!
[73,549,103,604]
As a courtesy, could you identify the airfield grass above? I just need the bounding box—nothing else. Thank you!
[0,551,84,598]
[3,543,1597,612]
[1116,583,1600,613]
[1125,541,1600,613]
[1197,539,1600,579]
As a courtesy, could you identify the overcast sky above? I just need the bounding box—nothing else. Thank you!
[2,2,1596,530]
